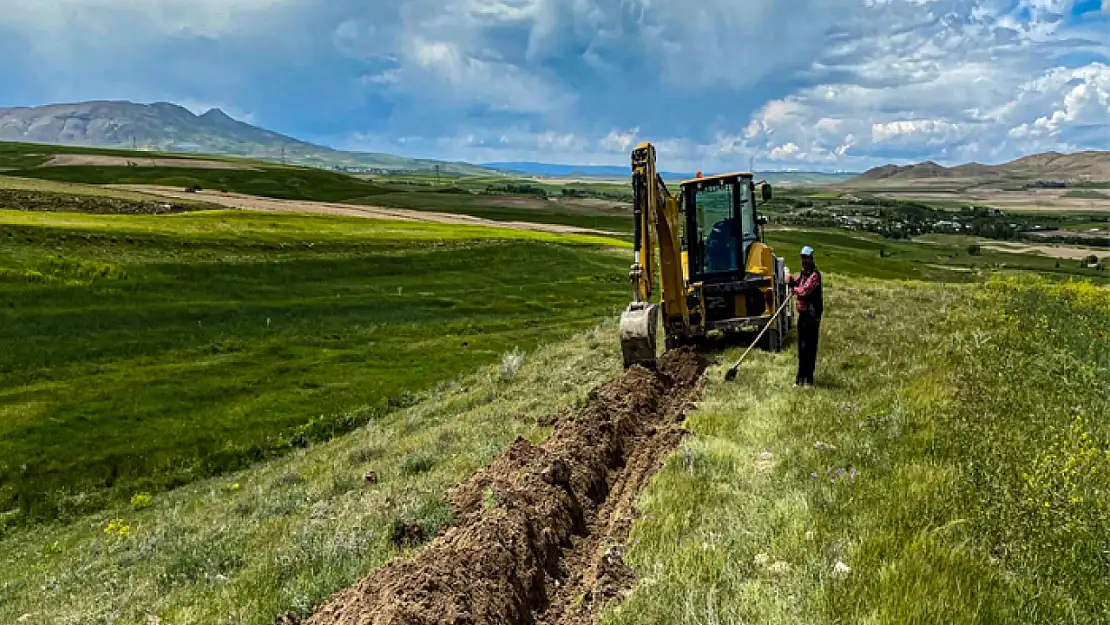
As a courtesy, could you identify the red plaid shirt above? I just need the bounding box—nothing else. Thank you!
[792,269,822,314]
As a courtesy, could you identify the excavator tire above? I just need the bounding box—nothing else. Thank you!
[619,302,659,369]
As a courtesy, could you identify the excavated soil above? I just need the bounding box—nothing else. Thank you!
[297,349,706,625]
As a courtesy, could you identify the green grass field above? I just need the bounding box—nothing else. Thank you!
[0,210,630,527]
[767,228,1108,283]
[608,275,1110,625]
[0,318,627,625]
[1063,189,1110,200]
[362,190,633,234]
[0,139,397,204]
[0,141,266,170]
[3,141,1110,625]
[1059,221,1109,232]
[4,273,1107,625]
[14,165,394,203]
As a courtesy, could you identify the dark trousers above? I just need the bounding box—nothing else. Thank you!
[796,310,821,385]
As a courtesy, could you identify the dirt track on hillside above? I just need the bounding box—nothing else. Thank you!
[109,185,618,236]
[286,350,706,625]
[43,154,259,170]
[983,242,1109,260]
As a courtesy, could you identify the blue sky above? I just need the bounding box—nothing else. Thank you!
[1,0,1109,171]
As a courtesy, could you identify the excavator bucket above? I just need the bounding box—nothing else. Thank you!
[619,302,659,368]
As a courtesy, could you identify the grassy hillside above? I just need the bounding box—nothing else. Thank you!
[0,140,261,170]
[12,164,394,203]
[3,163,1108,624]
[0,318,627,625]
[766,228,1108,283]
[0,210,630,526]
[608,276,1110,624]
[4,271,1106,625]
[363,190,632,235]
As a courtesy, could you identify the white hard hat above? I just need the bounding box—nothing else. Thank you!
[801,246,814,256]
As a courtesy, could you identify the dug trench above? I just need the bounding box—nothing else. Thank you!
[288,349,707,625]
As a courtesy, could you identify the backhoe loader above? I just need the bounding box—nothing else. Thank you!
[619,142,794,368]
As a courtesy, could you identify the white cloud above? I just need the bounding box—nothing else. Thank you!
[704,0,1110,167]
[0,0,291,38]
[5,0,1110,169]
[871,120,965,144]
[599,128,640,153]
[396,38,573,114]
[770,143,803,160]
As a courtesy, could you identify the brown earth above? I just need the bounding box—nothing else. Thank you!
[0,188,211,215]
[41,154,259,170]
[109,185,621,237]
[982,242,1109,261]
[293,349,707,625]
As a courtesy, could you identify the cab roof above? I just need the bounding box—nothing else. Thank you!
[680,171,755,186]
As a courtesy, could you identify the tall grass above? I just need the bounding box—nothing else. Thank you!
[607,275,1109,624]
[938,277,1110,619]
[0,320,625,625]
[0,211,629,526]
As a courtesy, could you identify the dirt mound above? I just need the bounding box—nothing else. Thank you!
[298,349,706,625]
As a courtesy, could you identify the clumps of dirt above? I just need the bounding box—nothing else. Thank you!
[0,189,207,215]
[517,406,571,429]
[387,520,427,549]
[298,349,706,625]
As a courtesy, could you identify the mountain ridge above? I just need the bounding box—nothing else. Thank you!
[851,151,1110,185]
[0,100,496,176]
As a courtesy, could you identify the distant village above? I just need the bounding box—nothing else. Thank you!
[773,190,1109,249]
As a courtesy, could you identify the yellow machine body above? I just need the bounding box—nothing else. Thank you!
[619,143,794,368]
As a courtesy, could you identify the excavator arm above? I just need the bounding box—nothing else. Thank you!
[620,143,691,368]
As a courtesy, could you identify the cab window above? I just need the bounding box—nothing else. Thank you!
[695,182,738,274]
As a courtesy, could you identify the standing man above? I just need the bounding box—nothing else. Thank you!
[789,246,823,386]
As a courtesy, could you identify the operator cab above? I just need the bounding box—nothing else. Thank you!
[679,172,771,284]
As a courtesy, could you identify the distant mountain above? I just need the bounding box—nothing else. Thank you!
[850,151,1110,185]
[483,161,856,186]
[0,100,496,176]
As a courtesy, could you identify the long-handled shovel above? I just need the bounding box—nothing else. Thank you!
[724,294,794,382]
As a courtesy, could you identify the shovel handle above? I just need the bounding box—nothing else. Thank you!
[725,294,794,376]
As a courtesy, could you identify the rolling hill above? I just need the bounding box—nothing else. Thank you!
[0,101,496,176]
[850,151,1110,186]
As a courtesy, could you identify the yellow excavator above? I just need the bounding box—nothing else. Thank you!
[619,142,794,368]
